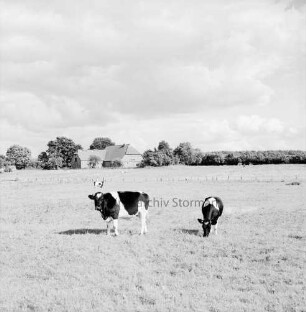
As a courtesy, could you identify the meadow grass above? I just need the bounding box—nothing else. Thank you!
[0,165,305,312]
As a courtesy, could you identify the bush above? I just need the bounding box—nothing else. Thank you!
[27,159,42,169]
[111,160,122,168]
[4,165,13,172]
[0,155,6,169]
[6,145,31,169]
[88,155,101,168]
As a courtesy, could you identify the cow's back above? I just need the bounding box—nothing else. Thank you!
[214,197,224,217]
[202,196,224,220]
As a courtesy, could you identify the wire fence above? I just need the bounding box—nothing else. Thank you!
[1,175,302,185]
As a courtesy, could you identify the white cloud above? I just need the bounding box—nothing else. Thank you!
[0,0,305,155]
[0,91,62,130]
[236,115,285,134]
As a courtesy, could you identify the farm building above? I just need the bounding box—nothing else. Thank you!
[71,150,106,169]
[71,144,142,169]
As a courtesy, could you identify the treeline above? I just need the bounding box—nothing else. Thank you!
[140,141,306,167]
[200,150,306,165]
[1,137,306,171]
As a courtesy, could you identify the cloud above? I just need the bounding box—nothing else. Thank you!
[233,114,304,150]
[1,1,301,109]
[71,113,302,153]
[0,0,305,154]
[236,115,284,134]
[0,109,303,156]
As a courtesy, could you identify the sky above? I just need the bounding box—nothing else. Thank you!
[0,0,305,157]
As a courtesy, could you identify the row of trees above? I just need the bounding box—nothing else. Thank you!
[1,137,306,170]
[140,141,203,167]
[0,137,116,170]
[201,150,306,165]
[140,141,306,167]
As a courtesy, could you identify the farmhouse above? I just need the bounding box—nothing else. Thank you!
[71,144,142,169]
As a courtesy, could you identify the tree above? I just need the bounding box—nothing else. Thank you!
[90,137,115,150]
[224,153,239,165]
[28,159,42,169]
[0,155,6,168]
[173,142,195,165]
[157,140,174,165]
[191,149,204,165]
[48,154,63,169]
[140,145,174,167]
[290,153,306,164]
[158,140,171,151]
[110,160,122,168]
[37,151,49,168]
[141,150,159,167]
[202,153,225,166]
[46,136,82,168]
[88,155,101,168]
[38,151,63,170]
[6,145,31,169]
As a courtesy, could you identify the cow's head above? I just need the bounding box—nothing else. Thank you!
[197,219,211,237]
[88,192,105,212]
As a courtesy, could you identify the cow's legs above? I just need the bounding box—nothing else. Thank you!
[113,219,119,236]
[106,221,111,235]
[105,217,112,235]
[144,210,148,233]
[212,222,218,235]
[139,209,148,235]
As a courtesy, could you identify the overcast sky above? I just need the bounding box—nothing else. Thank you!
[0,0,305,157]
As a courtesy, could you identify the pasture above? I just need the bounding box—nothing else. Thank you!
[0,165,305,312]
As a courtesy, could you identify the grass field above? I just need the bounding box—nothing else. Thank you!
[0,165,305,312]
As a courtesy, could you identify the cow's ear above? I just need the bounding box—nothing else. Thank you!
[88,195,94,200]
[197,219,203,224]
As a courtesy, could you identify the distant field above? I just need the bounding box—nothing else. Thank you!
[0,165,305,312]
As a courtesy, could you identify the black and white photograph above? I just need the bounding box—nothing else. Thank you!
[0,0,305,311]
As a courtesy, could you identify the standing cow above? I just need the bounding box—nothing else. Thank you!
[198,196,224,237]
[88,191,150,236]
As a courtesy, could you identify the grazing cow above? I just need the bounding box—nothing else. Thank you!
[88,191,149,236]
[198,196,224,237]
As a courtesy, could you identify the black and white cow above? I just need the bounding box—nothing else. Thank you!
[88,191,150,236]
[198,196,224,237]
